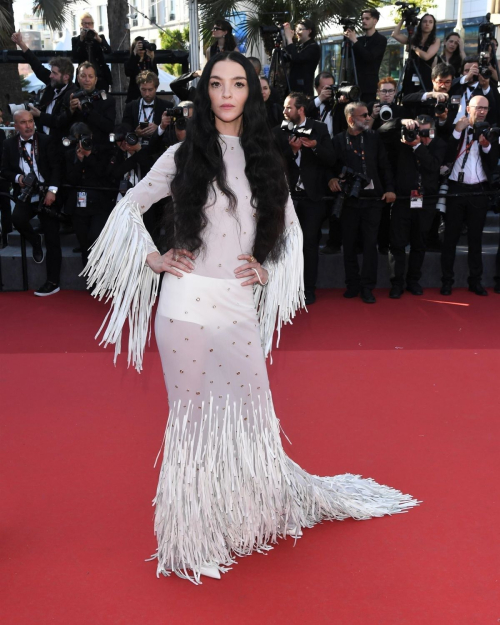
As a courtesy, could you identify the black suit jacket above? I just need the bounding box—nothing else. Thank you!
[58,91,116,146]
[170,72,197,102]
[352,31,387,98]
[378,118,447,208]
[444,128,499,183]
[107,145,156,183]
[274,118,335,201]
[284,40,321,97]
[124,53,158,103]
[401,91,455,139]
[122,97,172,130]
[448,79,500,125]
[1,132,61,198]
[332,129,395,201]
[64,144,114,215]
[72,34,112,89]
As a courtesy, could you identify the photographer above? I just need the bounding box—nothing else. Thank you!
[274,92,335,304]
[440,95,499,296]
[368,77,409,131]
[72,12,112,91]
[59,62,116,147]
[148,102,193,156]
[451,56,499,125]
[283,19,321,96]
[378,114,447,298]
[343,9,387,103]
[124,36,159,103]
[393,13,440,94]
[260,77,283,128]
[402,63,457,140]
[63,122,113,268]
[330,102,395,303]
[1,110,62,296]
[122,71,172,147]
[11,32,77,140]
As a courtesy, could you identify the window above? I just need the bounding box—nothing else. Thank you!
[169,0,175,21]
[98,6,105,32]
[150,0,156,24]
[71,13,77,36]
[130,0,138,27]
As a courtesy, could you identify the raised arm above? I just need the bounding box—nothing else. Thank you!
[392,20,408,45]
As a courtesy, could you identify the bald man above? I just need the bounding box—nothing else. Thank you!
[440,95,499,296]
[0,110,62,296]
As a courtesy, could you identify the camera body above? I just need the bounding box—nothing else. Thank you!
[395,1,420,30]
[401,126,434,142]
[280,120,316,140]
[18,171,39,203]
[472,120,500,142]
[62,134,93,150]
[340,17,357,31]
[73,89,107,111]
[330,81,360,103]
[479,51,493,78]
[109,131,139,146]
[82,28,97,43]
[168,102,193,130]
[9,91,43,116]
[141,40,157,52]
[332,166,372,217]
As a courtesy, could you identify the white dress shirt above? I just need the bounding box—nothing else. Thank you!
[43,84,69,135]
[314,96,333,138]
[449,128,490,184]
[453,77,491,123]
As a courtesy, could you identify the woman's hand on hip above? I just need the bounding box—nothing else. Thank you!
[146,248,195,276]
[234,254,268,287]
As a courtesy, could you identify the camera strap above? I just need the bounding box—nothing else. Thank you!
[346,133,368,179]
[18,135,39,176]
[140,101,154,124]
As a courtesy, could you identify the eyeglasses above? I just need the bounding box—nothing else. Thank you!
[356,112,370,118]
[379,89,395,94]
[469,105,489,111]
[212,26,222,31]
[436,80,452,86]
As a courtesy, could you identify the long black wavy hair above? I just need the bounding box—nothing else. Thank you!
[169,51,289,263]
[212,20,237,52]
[411,13,437,49]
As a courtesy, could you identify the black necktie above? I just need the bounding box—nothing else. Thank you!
[143,104,154,108]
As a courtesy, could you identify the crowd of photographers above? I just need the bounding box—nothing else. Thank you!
[2,8,500,304]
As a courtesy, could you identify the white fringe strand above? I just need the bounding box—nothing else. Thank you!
[254,221,306,358]
[150,388,420,585]
[80,195,159,372]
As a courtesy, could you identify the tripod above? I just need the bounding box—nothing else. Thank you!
[396,47,426,103]
[268,34,291,101]
[337,37,359,90]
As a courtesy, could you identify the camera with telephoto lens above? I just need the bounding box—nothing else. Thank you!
[280,120,316,140]
[329,81,360,103]
[332,166,372,217]
[72,89,108,111]
[109,131,139,146]
[472,121,500,142]
[395,2,420,29]
[62,134,93,150]
[18,171,39,203]
[401,125,435,141]
[140,40,157,52]
[8,90,43,116]
[379,104,393,122]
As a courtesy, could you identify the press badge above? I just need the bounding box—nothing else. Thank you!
[410,190,423,209]
[412,74,420,85]
[364,179,375,190]
[77,191,87,207]
[31,193,39,203]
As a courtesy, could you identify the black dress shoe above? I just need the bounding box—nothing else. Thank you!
[304,290,316,305]
[343,287,360,299]
[468,283,488,296]
[494,282,500,294]
[34,281,60,297]
[406,283,423,296]
[320,244,341,255]
[389,285,404,299]
[440,284,452,296]
[32,234,44,264]
[360,287,376,303]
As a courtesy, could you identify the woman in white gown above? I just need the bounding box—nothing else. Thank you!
[84,52,419,584]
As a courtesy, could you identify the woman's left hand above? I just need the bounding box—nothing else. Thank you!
[234,254,268,287]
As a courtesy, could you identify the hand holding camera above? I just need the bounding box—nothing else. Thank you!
[69,95,82,113]
[80,28,101,44]
[76,143,92,161]
[401,119,421,146]
[319,85,333,103]
[44,191,57,207]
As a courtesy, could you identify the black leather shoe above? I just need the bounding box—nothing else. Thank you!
[320,244,341,255]
[32,234,44,264]
[360,287,376,303]
[389,285,404,299]
[305,290,316,305]
[494,282,500,294]
[468,283,488,296]
[406,283,423,296]
[440,284,452,296]
[34,281,60,297]
[343,287,360,299]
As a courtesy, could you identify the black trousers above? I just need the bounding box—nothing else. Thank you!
[341,202,383,289]
[441,181,489,286]
[495,214,500,285]
[73,212,109,268]
[12,199,61,284]
[293,195,327,293]
[390,202,436,286]
[0,183,12,245]
[377,204,391,250]
[324,199,342,249]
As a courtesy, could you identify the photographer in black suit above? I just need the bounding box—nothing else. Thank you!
[1,110,62,296]
[449,56,500,125]
[330,101,395,303]
[378,114,447,298]
[275,92,335,304]
[124,36,159,103]
[72,12,112,91]
[59,62,116,147]
[11,32,77,140]
[282,19,321,97]
[343,9,387,103]
[440,95,499,296]
[122,71,172,148]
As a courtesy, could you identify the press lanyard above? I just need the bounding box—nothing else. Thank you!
[18,135,38,174]
[346,132,368,178]
[140,100,154,124]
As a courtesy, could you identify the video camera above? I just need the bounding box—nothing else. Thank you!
[259,12,289,45]
[478,51,493,78]
[395,2,420,31]
[478,13,495,51]
[340,17,357,31]
[62,134,93,150]
[72,89,108,111]
[109,131,139,146]
[280,120,315,140]
[401,125,435,142]
[332,166,372,217]
[472,121,500,142]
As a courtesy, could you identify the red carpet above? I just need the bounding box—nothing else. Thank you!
[1,289,499,624]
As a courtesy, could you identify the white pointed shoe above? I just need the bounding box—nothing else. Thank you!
[199,564,221,579]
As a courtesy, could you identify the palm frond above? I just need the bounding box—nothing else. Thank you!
[0,5,13,46]
[32,0,85,32]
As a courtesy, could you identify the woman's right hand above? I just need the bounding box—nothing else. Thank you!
[146,248,195,276]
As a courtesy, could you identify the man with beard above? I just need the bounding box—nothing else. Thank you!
[11,31,77,140]
[330,102,395,303]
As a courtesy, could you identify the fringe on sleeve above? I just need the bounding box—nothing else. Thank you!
[80,195,160,373]
[254,221,305,359]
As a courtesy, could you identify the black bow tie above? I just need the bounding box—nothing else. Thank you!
[143,103,154,108]
[21,139,33,145]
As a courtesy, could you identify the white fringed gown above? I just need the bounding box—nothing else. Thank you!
[84,135,419,584]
